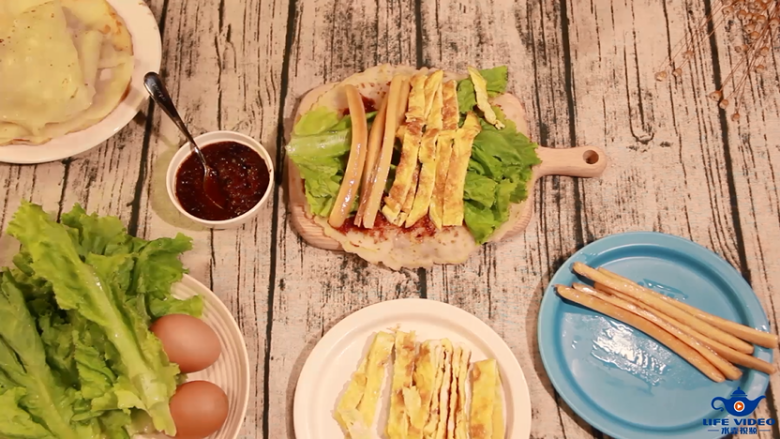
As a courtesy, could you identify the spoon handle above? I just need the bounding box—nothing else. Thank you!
[143,72,204,160]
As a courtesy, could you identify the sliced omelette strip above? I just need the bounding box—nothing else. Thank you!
[383,71,428,223]
[410,340,443,439]
[423,70,444,121]
[423,342,447,439]
[442,112,482,226]
[454,347,471,439]
[467,66,504,129]
[387,331,417,439]
[469,359,499,439]
[405,128,440,227]
[334,349,370,433]
[335,331,394,437]
[434,340,454,439]
[492,375,505,439]
[356,331,395,427]
[445,347,463,439]
[429,80,459,229]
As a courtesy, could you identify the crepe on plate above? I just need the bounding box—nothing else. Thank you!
[0,0,134,145]
[333,330,503,439]
[286,64,542,270]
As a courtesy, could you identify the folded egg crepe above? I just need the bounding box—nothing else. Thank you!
[0,0,134,145]
[286,64,542,270]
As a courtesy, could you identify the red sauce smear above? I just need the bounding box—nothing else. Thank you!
[176,141,270,221]
[336,213,439,241]
[343,95,377,115]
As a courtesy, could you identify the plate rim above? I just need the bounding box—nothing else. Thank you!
[175,274,251,439]
[0,0,162,164]
[292,297,533,439]
[537,230,773,439]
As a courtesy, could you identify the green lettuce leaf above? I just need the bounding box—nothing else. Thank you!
[0,272,82,439]
[0,387,51,438]
[286,109,376,217]
[7,202,179,436]
[463,106,541,243]
[456,65,508,113]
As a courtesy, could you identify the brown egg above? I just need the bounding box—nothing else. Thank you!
[151,314,221,373]
[169,381,229,439]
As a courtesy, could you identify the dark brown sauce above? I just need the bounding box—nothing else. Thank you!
[176,141,270,221]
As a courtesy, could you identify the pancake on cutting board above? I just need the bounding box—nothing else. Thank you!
[286,64,606,270]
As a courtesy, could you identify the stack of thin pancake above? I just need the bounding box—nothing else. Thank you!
[0,0,134,145]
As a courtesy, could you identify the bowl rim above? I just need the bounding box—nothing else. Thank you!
[165,131,275,227]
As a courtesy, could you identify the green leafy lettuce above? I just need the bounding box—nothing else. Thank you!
[286,108,376,216]
[0,201,201,438]
[456,65,509,112]
[464,106,541,243]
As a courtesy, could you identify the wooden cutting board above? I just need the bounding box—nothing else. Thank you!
[285,82,608,251]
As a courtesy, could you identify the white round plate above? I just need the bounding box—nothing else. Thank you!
[294,298,532,439]
[136,274,250,439]
[0,0,162,164]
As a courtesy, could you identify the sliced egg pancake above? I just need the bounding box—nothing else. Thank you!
[434,340,454,439]
[382,119,423,223]
[442,112,482,226]
[340,408,372,439]
[423,342,447,439]
[423,71,444,121]
[387,331,418,439]
[469,359,499,439]
[492,375,505,439]
[335,331,394,437]
[334,350,369,433]
[429,80,459,229]
[426,78,444,130]
[407,340,443,439]
[405,128,440,227]
[446,347,463,439]
[406,71,429,122]
[467,66,504,129]
[454,347,471,439]
[357,331,395,427]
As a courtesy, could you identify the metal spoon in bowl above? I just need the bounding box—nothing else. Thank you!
[143,72,229,211]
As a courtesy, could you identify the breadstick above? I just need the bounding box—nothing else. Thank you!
[555,285,726,383]
[329,84,369,228]
[572,262,754,355]
[572,283,742,380]
[594,282,775,375]
[355,92,389,226]
[598,267,779,349]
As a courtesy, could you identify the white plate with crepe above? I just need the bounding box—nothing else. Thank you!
[293,298,532,439]
[0,0,161,164]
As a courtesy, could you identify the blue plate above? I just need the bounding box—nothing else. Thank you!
[538,232,773,439]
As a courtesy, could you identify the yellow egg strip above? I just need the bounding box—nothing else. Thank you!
[357,331,395,427]
[386,331,417,439]
[467,66,504,129]
[429,80,459,229]
[442,112,481,226]
[469,359,498,439]
[382,71,428,223]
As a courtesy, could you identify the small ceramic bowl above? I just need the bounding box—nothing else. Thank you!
[166,131,274,229]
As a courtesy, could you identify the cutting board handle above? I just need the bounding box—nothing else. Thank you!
[535,146,607,178]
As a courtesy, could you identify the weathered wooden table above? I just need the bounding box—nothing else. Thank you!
[2,1,779,438]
